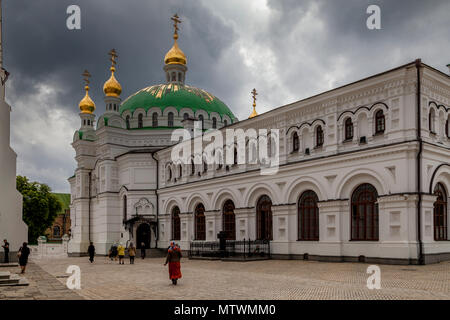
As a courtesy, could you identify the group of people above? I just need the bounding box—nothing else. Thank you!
[86,240,183,285]
[88,241,147,265]
[2,239,31,274]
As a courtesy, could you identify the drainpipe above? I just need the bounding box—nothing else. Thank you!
[152,153,159,249]
[88,171,92,244]
[415,59,424,265]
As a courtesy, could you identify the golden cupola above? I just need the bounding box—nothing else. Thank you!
[103,49,122,97]
[164,14,187,65]
[79,70,96,114]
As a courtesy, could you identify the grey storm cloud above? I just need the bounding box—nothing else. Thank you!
[3,0,449,192]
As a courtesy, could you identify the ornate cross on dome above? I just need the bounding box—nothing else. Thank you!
[82,70,91,86]
[251,88,258,106]
[171,13,181,38]
[109,49,118,67]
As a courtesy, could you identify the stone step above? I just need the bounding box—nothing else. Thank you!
[0,271,11,280]
[0,263,19,268]
[0,273,29,287]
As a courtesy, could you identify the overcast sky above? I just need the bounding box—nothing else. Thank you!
[4,0,450,193]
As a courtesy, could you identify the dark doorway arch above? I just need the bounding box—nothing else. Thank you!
[298,190,319,240]
[351,184,379,241]
[172,206,181,241]
[195,203,206,240]
[222,200,236,240]
[256,195,273,240]
[136,223,151,249]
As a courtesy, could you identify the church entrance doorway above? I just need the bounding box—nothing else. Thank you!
[136,223,151,249]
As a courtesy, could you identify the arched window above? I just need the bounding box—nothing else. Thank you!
[178,164,182,178]
[183,113,189,121]
[233,147,238,165]
[433,183,448,241]
[191,159,195,175]
[351,184,379,241]
[168,112,174,127]
[171,72,176,82]
[375,110,385,134]
[298,191,319,241]
[53,226,61,238]
[152,113,158,127]
[223,200,236,240]
[223,120,228,127]
[126,116,130,129]
[167,166,172,181]
[123,195,127,222]
[256,195,273,240]
[292,132,299,152]
[195,203,206,240]
[212,117,217,129]
[198,115,204,130]
[203,158,208,172]
[446,117,449,138]
[172,206,181,241]
[178,72,182,82]
[138,113,143,129]
[344,118,353,141]
[429,109,436,133]
[316,126,324,147]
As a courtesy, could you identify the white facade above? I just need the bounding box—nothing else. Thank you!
[69,60,450,264]
[0,69,28,256]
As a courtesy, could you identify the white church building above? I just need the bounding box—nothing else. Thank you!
[68,16,450,265]
[0,2,28,260]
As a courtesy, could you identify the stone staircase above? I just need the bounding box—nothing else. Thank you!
[0,271,29,287]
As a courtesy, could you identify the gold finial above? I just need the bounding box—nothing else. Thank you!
[249,88,258,118]
[171,13,181,40]
[103,49,122,97]
[164,14,187,65]
[79,69,96,114]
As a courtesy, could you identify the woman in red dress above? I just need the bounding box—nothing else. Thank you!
[164,242,182,285]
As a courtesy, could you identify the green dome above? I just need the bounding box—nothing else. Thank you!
[120,83,236,121]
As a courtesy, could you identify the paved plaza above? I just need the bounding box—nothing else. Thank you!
[1,256,448,300]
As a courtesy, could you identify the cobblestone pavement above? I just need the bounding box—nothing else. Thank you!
[27,256,450,300]
[0,262,83,300]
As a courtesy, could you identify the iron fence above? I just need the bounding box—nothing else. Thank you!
[189,239,270,259]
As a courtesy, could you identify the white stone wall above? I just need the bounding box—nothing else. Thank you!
[0,72,28,253]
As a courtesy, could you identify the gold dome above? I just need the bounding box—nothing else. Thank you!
[103,66,122,97]
[79,85,96,114]
[164,37,187,65]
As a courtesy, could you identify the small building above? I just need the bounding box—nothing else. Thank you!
[46,193,71,241]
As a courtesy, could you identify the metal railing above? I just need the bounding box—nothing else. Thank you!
[189,239,270,259]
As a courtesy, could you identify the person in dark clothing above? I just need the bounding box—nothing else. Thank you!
[164,242,182,285]
[2,239,9,263]
[88,242,95,263]
[18,242,30,274]
[140,242,146,259]
[111,244,118,261]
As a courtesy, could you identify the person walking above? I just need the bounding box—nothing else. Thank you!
[18,242,30,274]
[117,243,125,265]
[140,242,146,259]
[128,243,136,264]
[111,243,118,261]
[88,242,95,263]
[2,239,9,263]
[164,242,182,285]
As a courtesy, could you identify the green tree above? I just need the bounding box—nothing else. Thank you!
[16,176,62,244]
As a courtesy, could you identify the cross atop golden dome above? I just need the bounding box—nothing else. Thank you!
[249,88,258,119]
[103,49,122,97]
[164,14,187,65]
[79,70,96,114]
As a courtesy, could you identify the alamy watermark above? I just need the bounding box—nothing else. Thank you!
[366,265,381,290]
[66,5,81,30]
[66,265,81,290]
